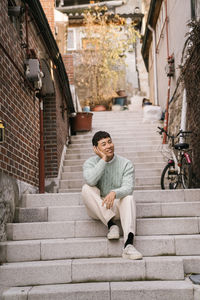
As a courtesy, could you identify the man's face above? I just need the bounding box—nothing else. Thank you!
[97,137,114,160]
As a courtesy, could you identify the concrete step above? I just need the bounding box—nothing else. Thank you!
[0,257,184,287]
[2,235,200,263]
[68,140,162,148]
[90,124,158,130]
[15,202,200,223]
[2,280,194,300]
[62,162,166,172]
[61,169,162,180]
[83,128,159,135]
[59,176,161,189]
[58,185,162,192]
[64,156,165,166]
[70,133,160,141]
[20,189,200,208]
[70,136,162,144]
[65,151,164,160]
[66,145,163,154]
[6,217,200,240]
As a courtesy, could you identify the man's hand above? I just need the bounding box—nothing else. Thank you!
[93,146,108,162]
[102,191,116,209]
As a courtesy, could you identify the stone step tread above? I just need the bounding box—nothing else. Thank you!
[2,280,194,300]
[2,235,200,263]
[7,217,200,240]
[67,147,163,153]
[62,168,163,174]
[59,176,161,185]
[64,159,166,167]
[15,202,200,223]
[62,163,166,172]
[58,185,162,192]
[0,257,185,287]
[21,189,200,207]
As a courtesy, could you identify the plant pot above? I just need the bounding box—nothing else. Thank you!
[113,96,127,106]
[91,105,107,111]
[117,90,126,97]
[83,106,90,112]
[70,112,93,132]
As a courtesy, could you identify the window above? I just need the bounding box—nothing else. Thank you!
[67,28,76,50]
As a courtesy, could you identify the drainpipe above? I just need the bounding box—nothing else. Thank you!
[25,4,30,58]
[179,88,187,143]
[162,0,171,144]
[148,24,158,106]
[39,97,45,193]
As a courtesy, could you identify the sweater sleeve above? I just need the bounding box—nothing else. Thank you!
[83,157,107,186]
[111,160,134,199]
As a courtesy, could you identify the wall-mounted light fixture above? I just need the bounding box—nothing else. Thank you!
[0,120,5,143]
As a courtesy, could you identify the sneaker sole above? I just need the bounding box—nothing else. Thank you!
[107,234,120,240]
[122,253,143,260]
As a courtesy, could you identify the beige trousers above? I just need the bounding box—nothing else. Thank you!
[81,184,136,242]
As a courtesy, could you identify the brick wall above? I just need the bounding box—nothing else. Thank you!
[40,0,55,35]
[63,54,74,85]
[0,1,70,188]
[0,1,40,187]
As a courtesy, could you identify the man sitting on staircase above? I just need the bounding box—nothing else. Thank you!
[82,131,143,260]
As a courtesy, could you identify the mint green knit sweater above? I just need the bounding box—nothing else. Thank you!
[83,154,134,199]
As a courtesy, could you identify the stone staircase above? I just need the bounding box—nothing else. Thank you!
[1,110,200,299]
[59,110,165,192]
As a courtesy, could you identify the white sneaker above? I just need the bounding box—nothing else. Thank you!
[107,225,120,240]
[122,244,143,260]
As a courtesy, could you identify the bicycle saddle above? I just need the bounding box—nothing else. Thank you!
[174,143,189,150]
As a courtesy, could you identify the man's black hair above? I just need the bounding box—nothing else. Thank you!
[92,131,111,146]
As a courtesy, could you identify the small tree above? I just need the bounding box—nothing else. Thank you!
[73,6,139,109]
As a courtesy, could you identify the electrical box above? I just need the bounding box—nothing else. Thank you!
[25,59,40,82]
[165,56,175,77]
[25,59,44,89]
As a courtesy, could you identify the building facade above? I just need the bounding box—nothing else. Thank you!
[0,0,74,239]
[142,0,200,185]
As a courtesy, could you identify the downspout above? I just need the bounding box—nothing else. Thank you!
[179,88,187,143]
[135,40,141,91]
[162,0,171,144]
[25,4,30,57]
[39,97,45,193]
[148,24,158,106]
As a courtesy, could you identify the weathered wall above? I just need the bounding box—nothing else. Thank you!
[183,20,200,186]
[148,0,191,110]
[0,1,40,188]
[0,0,71,240]
[0,173,19,242]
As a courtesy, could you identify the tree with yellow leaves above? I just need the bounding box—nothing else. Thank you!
[74,6,139,110]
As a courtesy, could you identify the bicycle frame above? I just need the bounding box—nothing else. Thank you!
[158,126,193,189]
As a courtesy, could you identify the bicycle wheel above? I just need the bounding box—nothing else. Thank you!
[161,164,179,190]
[181,156,193,188]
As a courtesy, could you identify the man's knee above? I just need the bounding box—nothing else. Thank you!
[82,183,89,193]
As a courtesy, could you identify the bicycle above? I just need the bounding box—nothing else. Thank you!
[157,127,193,189]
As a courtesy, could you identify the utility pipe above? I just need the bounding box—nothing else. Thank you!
[162,0,171,144]
[148,24,158,106]
[179,88,187,143]
[39,98,45,193]
[25,4,30,58]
